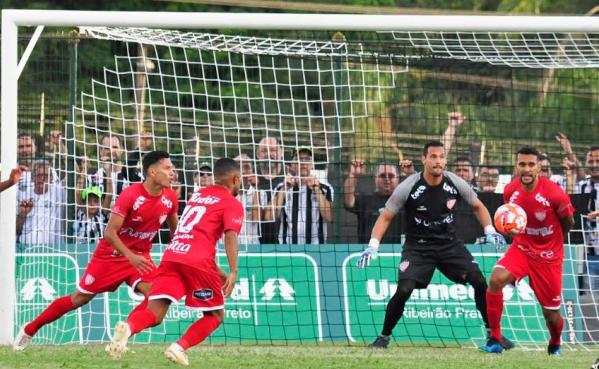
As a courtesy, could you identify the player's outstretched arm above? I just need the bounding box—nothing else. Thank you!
[223,230,239,298]
[104,213,153,274]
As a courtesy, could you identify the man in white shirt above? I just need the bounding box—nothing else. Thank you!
[234,154,265,245]
[16,160,64,245]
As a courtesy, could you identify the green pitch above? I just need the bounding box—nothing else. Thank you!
[0,345,596,369]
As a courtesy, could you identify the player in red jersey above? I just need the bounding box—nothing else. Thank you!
[13,151,179,351]
[480,146,575,355]
[107,157,243,366]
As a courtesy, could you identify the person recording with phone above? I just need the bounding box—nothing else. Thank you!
[264,147,333,244]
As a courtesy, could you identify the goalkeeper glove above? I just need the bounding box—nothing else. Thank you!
[357,238,379,268]
[484,225,506,250]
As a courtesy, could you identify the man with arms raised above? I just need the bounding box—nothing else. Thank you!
[107,158,244,366]
[358,141,512,349]
[480,146,575,355]
[13,151,178,350]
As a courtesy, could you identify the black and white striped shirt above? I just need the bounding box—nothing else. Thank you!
[275,182,333,245]
[73,209,107,245]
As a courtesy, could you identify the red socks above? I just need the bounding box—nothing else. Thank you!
[547,316,563,346]
[486,290,504,341]
[127,298,148,319]
[177,315,221,350]
[25,296,76,336]
[127,309,158,335]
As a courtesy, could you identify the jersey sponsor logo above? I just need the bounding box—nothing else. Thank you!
[161,195,173,209]
[165,240,191,254]
[446,199,456,210]
[118,227,157,241]
[132,196,146,211]
[535,193,550,207]
[411,185,426,200]
[192,288,213,301]
[132,216,143,222]
[443,182,457,195]
[525,225,554,237]
[189,193,221,205]
[535,211,547,221]
[84,274,95,286]
[159,214,167,225]
[416,205,427,212]
[399,260,410,272]
[232,216,243,225]
[540,250,555,259]
[509,191,520,204]
[414,214,454,228]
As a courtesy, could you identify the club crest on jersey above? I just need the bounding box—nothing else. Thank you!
[399,260,410,272]
[509,191,520,204]
[132,196,146,211]
[84,274,95,286]
[535,211,547,221]
[446,199,456,209]
[193,288,213,301]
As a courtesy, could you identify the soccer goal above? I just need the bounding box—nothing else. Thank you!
[2,10,599,350]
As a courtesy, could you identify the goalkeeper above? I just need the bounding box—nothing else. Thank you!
[358,141,513,349]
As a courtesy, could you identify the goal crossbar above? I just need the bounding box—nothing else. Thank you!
[2,9,599,345]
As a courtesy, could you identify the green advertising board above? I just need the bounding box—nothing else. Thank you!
[15,253,82,344]
[342,252,554,344]
[106,253,322,343]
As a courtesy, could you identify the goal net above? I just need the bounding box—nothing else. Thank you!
[5,14,599,350]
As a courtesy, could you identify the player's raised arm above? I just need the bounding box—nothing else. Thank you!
[222,230,239,298]
[104,213,153,275]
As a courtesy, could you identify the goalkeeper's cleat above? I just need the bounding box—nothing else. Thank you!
[165,343,189,366]
[107,321,131,359]
[479,337,504,354]
[13,326,32,351]
[547,344,561,356]
[368,335,390,349]
[591,357,599,369]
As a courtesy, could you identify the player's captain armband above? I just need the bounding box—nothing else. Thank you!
[368,238,380,252]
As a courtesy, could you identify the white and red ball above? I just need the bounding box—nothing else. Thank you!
[494,203,527,236]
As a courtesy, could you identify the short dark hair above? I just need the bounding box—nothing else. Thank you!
[142,151,170,175]
[539,153,551,163]
[423,140,444,156]
[454,156,473,166]
[589,146,599,153]
[516,146,540,158]
[214,157,240,178]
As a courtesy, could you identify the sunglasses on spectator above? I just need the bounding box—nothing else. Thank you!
[378,173,396,179]
[199,172,212,177]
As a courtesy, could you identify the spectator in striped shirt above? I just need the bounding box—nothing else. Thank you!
[74,161,113,245]
[265,147,333,245]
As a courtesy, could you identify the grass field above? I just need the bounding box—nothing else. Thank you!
[1,345,597,369]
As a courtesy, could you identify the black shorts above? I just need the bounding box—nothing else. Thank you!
[398,240,482,288]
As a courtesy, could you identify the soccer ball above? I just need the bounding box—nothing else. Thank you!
[494,203,527,236]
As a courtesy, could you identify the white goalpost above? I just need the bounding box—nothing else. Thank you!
[2,9,599,347]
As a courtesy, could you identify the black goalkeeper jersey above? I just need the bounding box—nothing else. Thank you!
[385,171,478,249]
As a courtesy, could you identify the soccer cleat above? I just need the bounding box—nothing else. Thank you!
[13,326,32,351]
[164,343,189,366]
[107,321,131,359]
[547,344,561,356]
[479,337,504,354]
[500,335,515,350]
[591,357,599,369]
[368,335,390,349]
